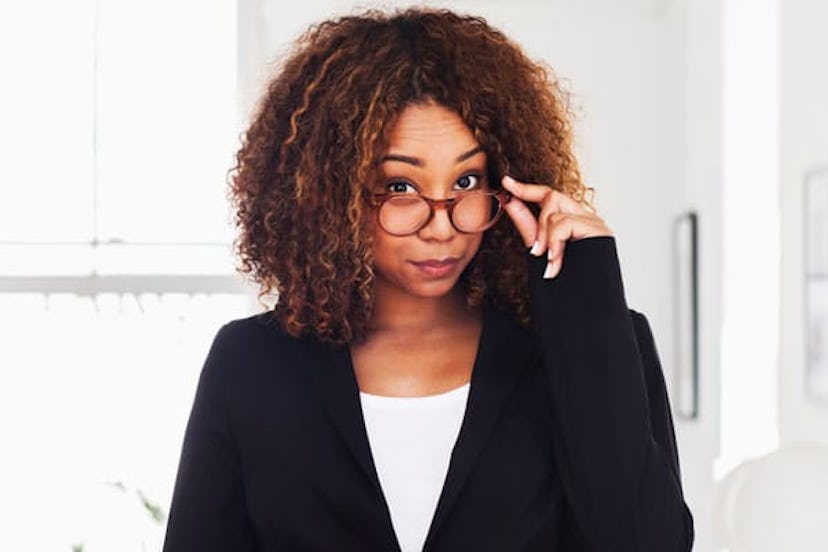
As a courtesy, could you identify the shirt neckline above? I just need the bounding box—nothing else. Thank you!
[359,381,471,405]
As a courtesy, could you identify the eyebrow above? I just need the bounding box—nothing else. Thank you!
[379,145,484,167]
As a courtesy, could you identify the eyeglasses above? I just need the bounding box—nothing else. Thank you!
[369,190,512,236]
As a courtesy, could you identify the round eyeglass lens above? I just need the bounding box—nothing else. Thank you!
[452,193,495,231]
[378,193,498,235]
[378,195,431,235]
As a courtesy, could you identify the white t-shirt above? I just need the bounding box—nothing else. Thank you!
[359,382,470,552]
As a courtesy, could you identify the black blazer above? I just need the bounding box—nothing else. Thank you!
[162,236,694,551]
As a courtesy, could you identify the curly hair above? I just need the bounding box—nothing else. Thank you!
[229,7,592,346]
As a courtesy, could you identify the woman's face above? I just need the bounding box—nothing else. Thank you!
[368,102,489,301]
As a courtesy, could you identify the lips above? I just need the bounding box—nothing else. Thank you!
[414,258,459,267]
[410,257,460,278]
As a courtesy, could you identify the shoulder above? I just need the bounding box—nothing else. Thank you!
[627,309,657,355]
[627,309,669,385]
[196,312,339,409]
[204,312,328,376]
[214,311,308,350]
[216,311,288,344]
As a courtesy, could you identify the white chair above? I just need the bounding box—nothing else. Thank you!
[713,442,828,552]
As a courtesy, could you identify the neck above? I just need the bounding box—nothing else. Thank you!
[370,281,475,335]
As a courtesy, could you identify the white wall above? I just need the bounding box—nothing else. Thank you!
[719,0,781,473]
[779,0,828,446]
[662,1,723,550]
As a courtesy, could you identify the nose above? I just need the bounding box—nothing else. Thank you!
[417,202,456,241]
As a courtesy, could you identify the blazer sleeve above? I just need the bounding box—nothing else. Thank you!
[162,323,256,552]
[527,236,694,551]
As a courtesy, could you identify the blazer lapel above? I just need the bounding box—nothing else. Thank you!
[300,337,385,495]
[299,341,402,549]
[423,307,533,547]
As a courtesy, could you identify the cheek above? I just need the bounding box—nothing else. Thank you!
[463,233,484,261]
[370,233,406,270]
[470,233,484,251]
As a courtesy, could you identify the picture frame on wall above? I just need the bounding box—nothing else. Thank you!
[673,211,699,419]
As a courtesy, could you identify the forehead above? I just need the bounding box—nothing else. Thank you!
[383,103,479,156]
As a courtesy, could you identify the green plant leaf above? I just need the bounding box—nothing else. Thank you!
[137,489,166,524]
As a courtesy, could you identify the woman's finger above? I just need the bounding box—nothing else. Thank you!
[529,194,598,258]
[502,194,539,248]
[502,175,552,204]
[534,204,567,258]
[502,175,590,216]
[544,215,577,279]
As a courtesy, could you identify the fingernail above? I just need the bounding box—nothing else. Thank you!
[503,175,514,186]
[547,248,554,261]
[544,258,562,279]
[530,240,541,256]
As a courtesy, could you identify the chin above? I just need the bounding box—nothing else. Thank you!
[412,285,457,298]
[406,277,463,298]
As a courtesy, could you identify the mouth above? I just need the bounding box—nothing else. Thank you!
[410,257,461,278]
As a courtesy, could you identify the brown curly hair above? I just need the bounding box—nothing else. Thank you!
[229,7,592,346]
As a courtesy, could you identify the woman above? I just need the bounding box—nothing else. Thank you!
[163,8,694,551]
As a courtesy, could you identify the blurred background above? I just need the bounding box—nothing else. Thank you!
[1,0,825,550]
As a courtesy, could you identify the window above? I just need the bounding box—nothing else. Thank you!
[0,2,255,549]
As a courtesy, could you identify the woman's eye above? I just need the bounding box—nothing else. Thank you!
[387,180,417,194]
[455,174,481,190]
